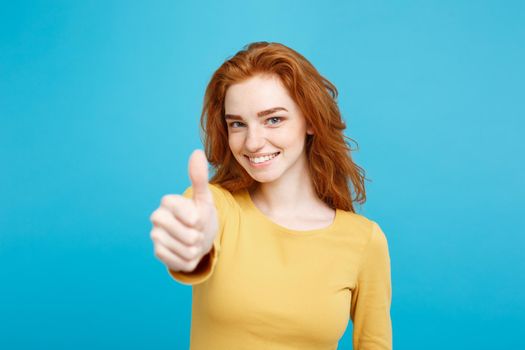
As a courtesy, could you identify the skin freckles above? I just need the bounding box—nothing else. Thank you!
[224,74,314,185]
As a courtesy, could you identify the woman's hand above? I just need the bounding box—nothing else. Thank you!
[149,150,219,273]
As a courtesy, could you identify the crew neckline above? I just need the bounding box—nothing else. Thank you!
[242,189,340,236]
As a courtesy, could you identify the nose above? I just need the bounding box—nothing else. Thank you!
[244,124,266,152]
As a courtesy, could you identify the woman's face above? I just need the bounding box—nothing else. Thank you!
[224,74,313,184]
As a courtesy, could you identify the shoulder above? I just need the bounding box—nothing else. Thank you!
[183,183,236,209]
[208,184,233,203]
[336,211,389,247]
[337,212,391,281]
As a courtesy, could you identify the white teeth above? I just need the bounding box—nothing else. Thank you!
[249,152,279,164]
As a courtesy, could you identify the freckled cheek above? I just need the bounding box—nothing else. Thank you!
[228,134,244,154]
[270,130,301,149]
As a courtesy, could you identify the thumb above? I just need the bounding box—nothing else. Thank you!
[188,149,213,205]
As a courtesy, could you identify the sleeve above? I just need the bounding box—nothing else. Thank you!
[167,184,230,285]
[350,221,393,350]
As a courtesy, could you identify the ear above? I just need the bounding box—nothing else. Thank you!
[306,124,314,135]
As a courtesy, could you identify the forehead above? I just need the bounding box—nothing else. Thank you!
[224,74,296,114]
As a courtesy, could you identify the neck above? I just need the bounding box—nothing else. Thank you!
[251,166,320,215]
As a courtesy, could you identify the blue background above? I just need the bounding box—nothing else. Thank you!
[1,0,524,349]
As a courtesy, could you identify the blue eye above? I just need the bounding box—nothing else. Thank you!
[229,121,245,128]
[266,117,282,125]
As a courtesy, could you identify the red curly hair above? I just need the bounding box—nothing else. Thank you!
[200,41,367,212]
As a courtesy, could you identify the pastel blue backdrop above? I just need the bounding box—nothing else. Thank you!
[1,0,524,349]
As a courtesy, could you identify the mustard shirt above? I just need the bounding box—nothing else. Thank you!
[169,184,392,350]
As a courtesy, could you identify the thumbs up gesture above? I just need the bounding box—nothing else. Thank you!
[149,150,219,273]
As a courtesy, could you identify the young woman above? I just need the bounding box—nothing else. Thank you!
[150,42,392,350]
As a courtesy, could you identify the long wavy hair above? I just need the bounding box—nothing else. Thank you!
[200,41,367,212]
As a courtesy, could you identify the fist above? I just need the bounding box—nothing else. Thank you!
[149,150,219,273]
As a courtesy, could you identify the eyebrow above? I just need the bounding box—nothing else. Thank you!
[224,107,288,120]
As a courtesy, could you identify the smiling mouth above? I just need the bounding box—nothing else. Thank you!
[245,152,280,164]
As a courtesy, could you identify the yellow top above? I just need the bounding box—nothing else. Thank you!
[169,184,392,350]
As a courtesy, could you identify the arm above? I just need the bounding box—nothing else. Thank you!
[350,221,393,350]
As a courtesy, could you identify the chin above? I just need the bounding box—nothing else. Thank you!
[246,170,281,184]
[251,176,276,183]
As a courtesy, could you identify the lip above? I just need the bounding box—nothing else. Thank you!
[244,152,280,168]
